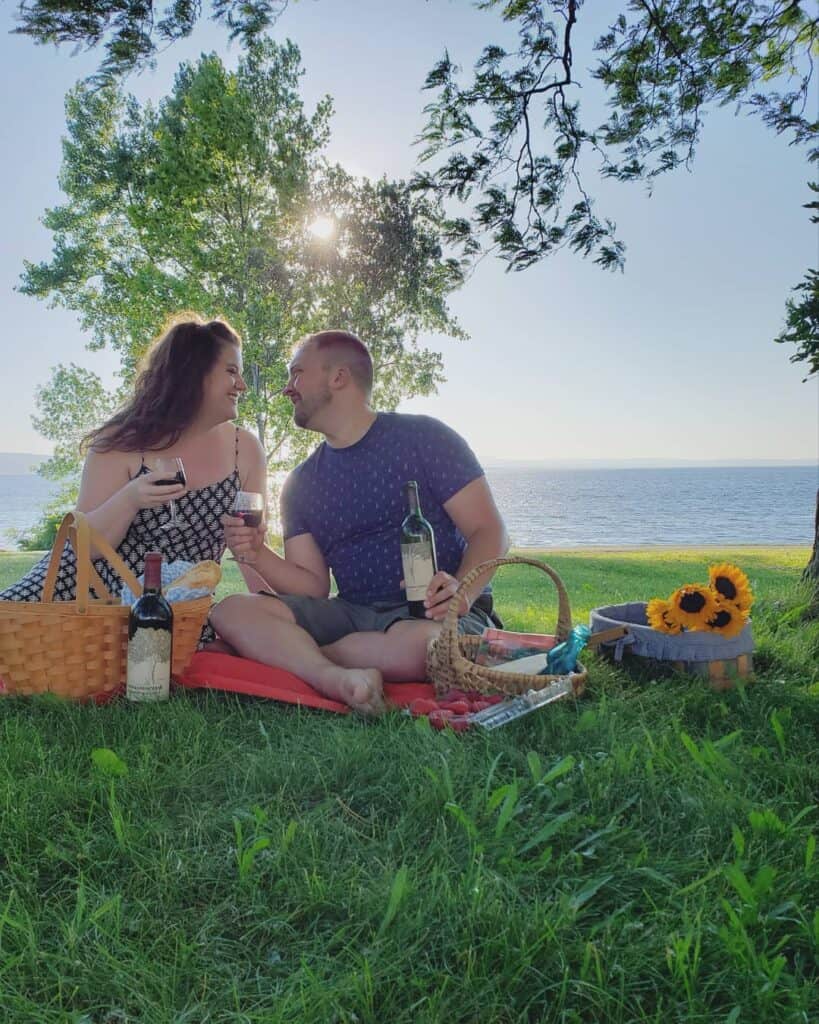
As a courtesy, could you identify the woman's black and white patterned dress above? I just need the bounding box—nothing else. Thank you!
[0,441,241,630]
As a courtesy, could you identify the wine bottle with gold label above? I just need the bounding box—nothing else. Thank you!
[126,552,173,702]
[400,481,438,618]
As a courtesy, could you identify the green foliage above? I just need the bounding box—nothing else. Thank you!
[12,510,64,552]
[13,4,817,375]
[21,39,465,478]
[0,546,817,1019]
[776,268,819,378]
[775,184,819,378]
[14,0,286,80]
[414,1,818,373]
[417,3,816,269]
[8,480,78,552]
[31,363,120,482]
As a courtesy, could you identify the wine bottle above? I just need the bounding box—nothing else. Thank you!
[400,481,438,618]
[126,551,173,702]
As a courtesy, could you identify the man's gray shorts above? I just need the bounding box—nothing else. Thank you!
[264,592,496,647]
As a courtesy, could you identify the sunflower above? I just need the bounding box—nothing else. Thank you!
[708,563,754,612]
[668,584,718,630]
[646,598,682,635]
[702,595,748,639]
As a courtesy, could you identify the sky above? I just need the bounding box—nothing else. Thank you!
[1,0,816,465]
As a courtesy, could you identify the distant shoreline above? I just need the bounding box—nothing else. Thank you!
[1,451,817,475]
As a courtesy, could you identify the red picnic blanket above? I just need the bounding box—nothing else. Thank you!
[176,651,433,713]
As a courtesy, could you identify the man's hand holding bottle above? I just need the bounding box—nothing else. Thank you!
[401,570,471,621]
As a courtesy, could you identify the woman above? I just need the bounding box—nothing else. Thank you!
[0,314,267,606]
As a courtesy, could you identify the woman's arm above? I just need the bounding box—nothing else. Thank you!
[76,448,185,551]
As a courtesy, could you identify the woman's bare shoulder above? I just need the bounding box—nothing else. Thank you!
[235,425,266,459]
[83,443,142,480]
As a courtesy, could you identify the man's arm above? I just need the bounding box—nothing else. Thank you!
[244,533,331,598]
[423,475,509,620]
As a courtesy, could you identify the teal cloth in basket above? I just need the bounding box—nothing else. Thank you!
[120,560,212,606]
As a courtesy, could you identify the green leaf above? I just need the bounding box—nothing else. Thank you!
[570,874,613,913]
[748,809,787,835]
[526,750,542,784]
[378,866,410,936]
[494,782,520,839]
[445,802,477,840]
[724,864,754,904]
[540,754,576,786]
[90,748,128,777]
[518,812,575,855]
[770,708,786,757]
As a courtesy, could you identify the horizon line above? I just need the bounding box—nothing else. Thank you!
[1,450,816,472]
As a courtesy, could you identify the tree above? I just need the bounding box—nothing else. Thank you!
[21,39,465,484]
[15,2,818,371]
[14,0,288,80]
[15,2,819,571]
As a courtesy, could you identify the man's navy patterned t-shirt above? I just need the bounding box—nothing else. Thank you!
[280,412,484,606]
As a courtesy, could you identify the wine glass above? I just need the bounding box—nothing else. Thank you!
[228,490,264,562]
[152,457,187,531]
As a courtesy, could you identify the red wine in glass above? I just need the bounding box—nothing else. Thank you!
[235,510,262,528]
[229,491,264,561]
[152,457,187,530]
[155,469,187,487]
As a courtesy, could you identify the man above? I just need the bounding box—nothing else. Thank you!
[212,330,508,715]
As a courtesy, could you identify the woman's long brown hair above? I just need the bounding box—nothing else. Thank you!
[83,315,242,454]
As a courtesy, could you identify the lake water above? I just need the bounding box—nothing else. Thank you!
[0,465,815,550]
[485,465,816,547]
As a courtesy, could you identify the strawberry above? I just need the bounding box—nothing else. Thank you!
[441,700,470,716]
[409,698,440,717]
[439,688,470,703]
[428,709,454,730]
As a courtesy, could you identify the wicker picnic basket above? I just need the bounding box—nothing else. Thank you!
[426,556,588,698]
[0,511,212,698]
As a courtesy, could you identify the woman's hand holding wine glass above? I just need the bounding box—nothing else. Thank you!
[222,491,265,563]
[148,457,188,530]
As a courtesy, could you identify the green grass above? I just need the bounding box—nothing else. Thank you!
[1,548,817,1023]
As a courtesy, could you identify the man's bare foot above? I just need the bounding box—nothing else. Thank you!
[315,665,385,717]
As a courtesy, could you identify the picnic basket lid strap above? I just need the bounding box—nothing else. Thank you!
[83,522,144,600]
[42,512,91,609]
[41,510,143,608]
[439,556,574,647]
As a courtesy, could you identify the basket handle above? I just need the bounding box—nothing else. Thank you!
[439,555,573,644]
[42,510,144,612]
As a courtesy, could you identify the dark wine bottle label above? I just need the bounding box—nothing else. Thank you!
[126,627,172,701]
[401,540,436,601]
[127,552,172,701]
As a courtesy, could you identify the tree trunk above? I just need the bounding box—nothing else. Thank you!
[803,489,819,584]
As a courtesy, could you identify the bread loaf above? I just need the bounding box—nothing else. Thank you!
[171,560,221,593]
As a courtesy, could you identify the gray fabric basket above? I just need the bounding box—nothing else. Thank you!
[589,602,754,663]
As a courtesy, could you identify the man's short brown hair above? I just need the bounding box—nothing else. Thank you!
[305,330,374,396]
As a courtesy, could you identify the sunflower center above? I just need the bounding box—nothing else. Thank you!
[714,576,737,600]
[679,591,706,613]
[709,610,732,628]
